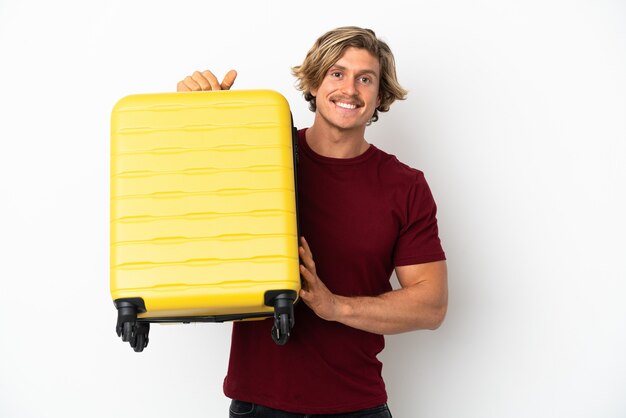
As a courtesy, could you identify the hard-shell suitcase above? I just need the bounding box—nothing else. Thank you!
[110,90,300,352]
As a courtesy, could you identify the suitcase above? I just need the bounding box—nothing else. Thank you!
[110,90,300,352]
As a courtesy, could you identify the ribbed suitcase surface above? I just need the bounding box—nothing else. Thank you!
[110,90,300,350]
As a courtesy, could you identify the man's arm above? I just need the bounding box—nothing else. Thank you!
[298,237,448,335]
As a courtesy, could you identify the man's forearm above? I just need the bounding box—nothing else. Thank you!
[331,284,447,335]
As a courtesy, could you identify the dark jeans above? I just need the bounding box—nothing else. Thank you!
[229,400,392,418]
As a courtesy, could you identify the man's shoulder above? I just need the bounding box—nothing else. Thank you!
[371,144,425,183]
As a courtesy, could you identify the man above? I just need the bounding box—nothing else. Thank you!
[177,26,448,418]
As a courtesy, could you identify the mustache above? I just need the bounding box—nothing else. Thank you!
[329,94,364,107]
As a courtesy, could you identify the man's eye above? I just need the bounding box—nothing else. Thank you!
[331,72,342,78]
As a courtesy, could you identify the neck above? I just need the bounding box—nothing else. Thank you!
[306,122,370,159]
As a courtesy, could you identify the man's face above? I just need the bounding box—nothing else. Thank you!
[311,47,381,133]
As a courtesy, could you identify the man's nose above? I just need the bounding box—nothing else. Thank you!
[339,77,358,96]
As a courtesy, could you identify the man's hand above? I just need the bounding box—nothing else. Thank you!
[298,236,343,322]
[176,69,237,92]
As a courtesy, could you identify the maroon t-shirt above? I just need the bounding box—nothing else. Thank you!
[223,129,445,414]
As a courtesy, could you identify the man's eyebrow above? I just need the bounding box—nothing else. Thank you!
[328,64,379,78]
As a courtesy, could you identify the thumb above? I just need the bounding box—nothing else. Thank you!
[221,69,237,90]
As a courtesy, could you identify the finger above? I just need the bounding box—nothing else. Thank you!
[300,264,322,295]
[299,246,316,274]
[191,71,211,90]
[201,70,222,90]
[181,75,201,91]
[299,287,313,303]
[176,80,191,92]
[300,236,311,253]
[298,266,314,301]
[300,264,313,282]
[220,69,238,90]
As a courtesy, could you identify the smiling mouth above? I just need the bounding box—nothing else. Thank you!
[330,93,363,109]
[335,101,357,110]
[330,93,366,110]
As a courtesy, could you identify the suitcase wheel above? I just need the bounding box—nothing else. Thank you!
[268,291,297,346]
[131,322,150,352]
[272,313,292,345]
[119,319,150,352]
[114,299,150,352]
[122,322,133,342]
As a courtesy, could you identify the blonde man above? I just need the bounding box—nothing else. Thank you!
[178,26,448,418]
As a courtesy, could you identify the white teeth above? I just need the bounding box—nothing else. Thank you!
[336,102,356,109]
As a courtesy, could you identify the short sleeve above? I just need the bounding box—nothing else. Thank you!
[393,172,446,266]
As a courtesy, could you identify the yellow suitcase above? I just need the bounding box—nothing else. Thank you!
[110,90,300,351]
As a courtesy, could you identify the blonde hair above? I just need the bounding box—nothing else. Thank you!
[292,26,408,123]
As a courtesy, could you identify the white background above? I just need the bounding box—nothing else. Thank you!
[1,1,625,417]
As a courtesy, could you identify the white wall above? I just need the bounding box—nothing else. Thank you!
[0,1,624,417]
